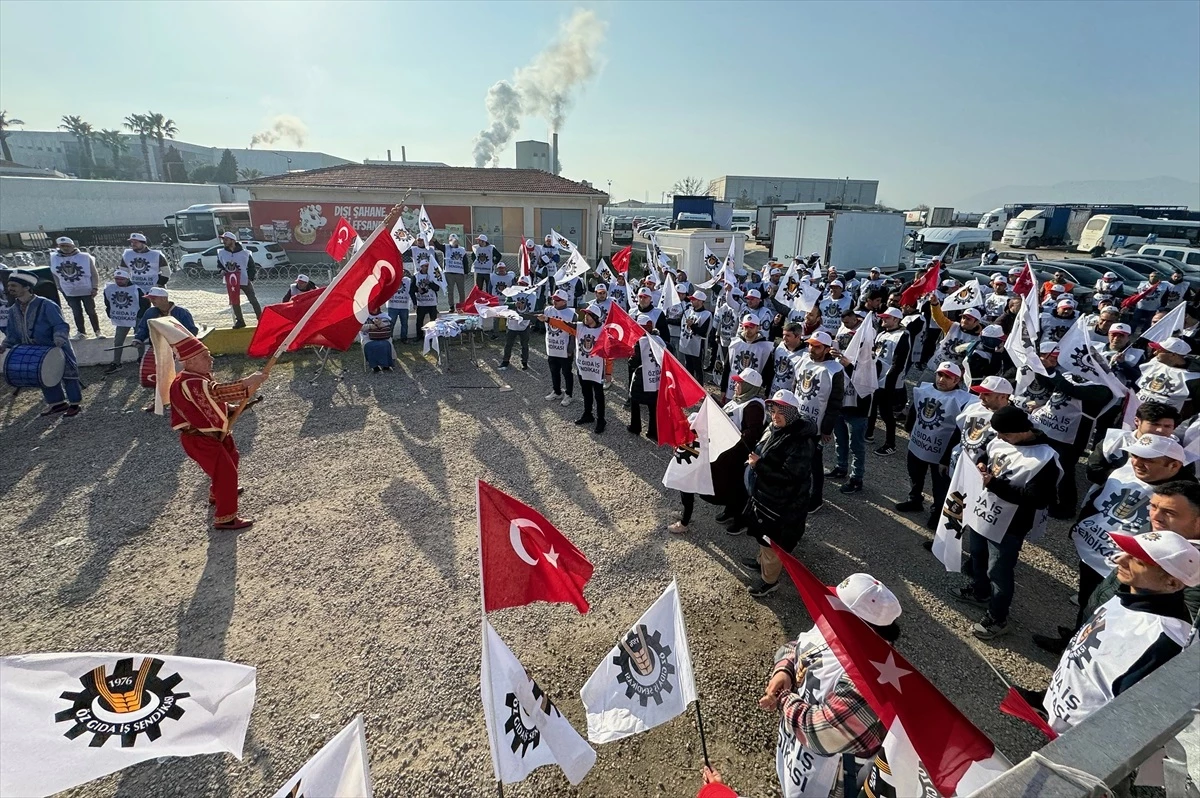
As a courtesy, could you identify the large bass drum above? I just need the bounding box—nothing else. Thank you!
[2,344,65,388]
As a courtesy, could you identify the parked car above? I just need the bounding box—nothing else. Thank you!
[0,265,61,306]
[996,251,1040,263]
[885,267,979,295]
[1139,244,1200,269]
[179,242,292,278]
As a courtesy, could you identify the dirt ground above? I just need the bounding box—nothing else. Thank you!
[0,337,1086,798]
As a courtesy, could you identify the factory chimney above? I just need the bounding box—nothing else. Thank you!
[387,149,392,161]
[401,146,407,163]
[551,133,559,176]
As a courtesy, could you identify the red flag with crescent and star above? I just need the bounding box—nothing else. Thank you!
[611,245,632,275]
[590,301,644,360]
[478,480,593,613]
[1012,259,1036,298]
[652,337,708,448]
[900,261,941,308]
[325,217,358,261]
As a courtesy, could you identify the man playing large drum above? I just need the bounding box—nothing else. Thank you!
[1,270,83,417]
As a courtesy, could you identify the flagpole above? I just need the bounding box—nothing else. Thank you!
[694,699,710,768]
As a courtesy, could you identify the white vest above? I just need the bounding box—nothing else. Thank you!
[909,385,973,463]
[1045,595,1191,733]
[444,246,467,274]
[637,336,661,391]
[544,307,576,357]
[873,328,907,379]
[472,244,496,275]
[726,338,775,399]
[1040,312,1074,344]
[411,245,437,272]
[970,437,1059,543]
[50,251,94,296]
[795,356,842,428]
[935,322,979,365]
[714,303,740,345]
[413,270,438,306]
[953,402,996,468]
[983,290,1010,320]
[121,248,161,289]
[1027,378,1090,445]
[725,396,765,432]
[776,628,846,798]
[388,277,412,310]
[1071,461,1154,576]
[1137,360,1198,412]
[490,272,515,294]
[679,307,711,357]
[817,296,848,335]
[609,282,628,309]
[216,247,251,282]
[102,282,140,327]
[771,344,805,395]
[575,322,604,383]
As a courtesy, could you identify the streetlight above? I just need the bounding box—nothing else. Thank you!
[269,150,292,174]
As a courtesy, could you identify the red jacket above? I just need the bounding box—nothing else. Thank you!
[697,784,739,798]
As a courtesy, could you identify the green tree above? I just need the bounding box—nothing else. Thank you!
[123,113,155,180]
[162,145,188,182]
[238,167,264,181]
[190,164,219,183]
[145,111,178,182]
[94,129,129,178]
[59,115,96,177]
[214,149,239,183]
[0,110,24,162]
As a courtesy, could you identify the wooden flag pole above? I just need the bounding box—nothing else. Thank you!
[694,699,710,768]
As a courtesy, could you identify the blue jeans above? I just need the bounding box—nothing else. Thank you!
[833,414,867,481]
[968,528,1025,623]
[388,307,409,341]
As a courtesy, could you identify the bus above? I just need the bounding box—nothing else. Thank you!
[1077,214,1200,256]
[165,203,253,253]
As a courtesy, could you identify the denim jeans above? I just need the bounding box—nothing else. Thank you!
[834,414,867,481]
[968,528,1025,623]
[388,307,409,341]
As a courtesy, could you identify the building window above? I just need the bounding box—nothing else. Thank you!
[539,209,584,243]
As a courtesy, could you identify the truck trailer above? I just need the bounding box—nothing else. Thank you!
[1000,204,1198,249]
[671,195,733,230]
[755,202,825,243]
[770,210,905,273]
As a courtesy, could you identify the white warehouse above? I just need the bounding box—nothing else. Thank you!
[711,175,879,207]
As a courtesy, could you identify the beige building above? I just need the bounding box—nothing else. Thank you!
[239,164,608,265]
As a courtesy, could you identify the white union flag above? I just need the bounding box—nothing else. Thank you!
[663,396,742,495]
[941,279,983,312]
[580,581,698,744]
[931,457,986,572]
[481,619,596,786]
[271,714,373,798]
[0,652,256,798]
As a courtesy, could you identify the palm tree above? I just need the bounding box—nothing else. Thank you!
[123,113,155,180]
[95,129,129,178]
[238,167,264,180]
[0,110,24,162]
[59,115,96,177]
[145,111,178,182]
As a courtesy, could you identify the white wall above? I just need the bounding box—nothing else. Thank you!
[0,177,228,234]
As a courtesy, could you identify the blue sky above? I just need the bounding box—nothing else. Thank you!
[2,0,1197,209]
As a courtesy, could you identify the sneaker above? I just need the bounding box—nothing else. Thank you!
[839,480,863,494]
[921,540,934,551]
[560,395,572,407]
[498,363,510,370]
[94,332,107,339]
[594,419,606,434]
[875,444,896,456]
[666,521,689,535]
[521,364,529,370]
[214,517,254,531]
[807,499,824,514]
[826,467,847,479]
[972,614,1009,640]
[748,579,780,598]
[104,363,122,374]
[864,432,875,442]
[740,556,761,571]
[725,522,747,536]
[231,321,247,329]
[947,585,989,609]
[545,391,560,401]
[894,498,924,512]
[626,424,641,435]
[72,332,86,341]
[574,414,595,425]
[714,509,735,523]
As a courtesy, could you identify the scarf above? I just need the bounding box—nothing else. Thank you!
[770,404,802,429]
[727,381,762,408]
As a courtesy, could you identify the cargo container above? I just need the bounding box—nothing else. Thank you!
[771,210,905,273]
[670,195,733,230]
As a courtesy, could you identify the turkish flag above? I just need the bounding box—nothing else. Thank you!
[590,302,644,360]
[246,287,363,357]
[654,338,708,448]
[1012,260,1036,298]
[325,217,358,261]
[773,544,1008,797]
[267,225,403,356]
[1121,283,1157,310]
[900,261,940,307]
[223,270,240,306]
[518,241,533,279]
[999,687,1058,742]
[611,245,632,275]
[456,285,500,314]
[478,480,593,614]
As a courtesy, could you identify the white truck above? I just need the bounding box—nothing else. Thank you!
[771,210,905,273]
[653,229,745,284]
[977,207,1017,240]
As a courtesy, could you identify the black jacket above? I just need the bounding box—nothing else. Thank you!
[983,430,1060,537]
[749,416,818,547]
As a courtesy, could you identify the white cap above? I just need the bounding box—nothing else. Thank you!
[220,231,237,241]
[1103,272,1118,279]
[1151,337,1190,356]
[296,273,310,283]
[112,268,131,279]
[583,302,603,319]
[1008,266,1023,276]
[524,238,532,247]
[766,389,801,410]
[636,313,653,325]
[689,290,708,302]
[6,270,37,288]
[451,234,461,243]
[1110,530,1200,587]
[740,314,761,327]
[869,267,881,274]
[992,275,1008,284]
[637,287,653,299]
[1039,340,1061,354]
[495,261,508,270]
[1122,433,1186,462]
[55,236,74,245]
[552,289,569,302]
[1109,323,1132,335]
[732,368,763,387]
[128,233,147,243]
[879,307,903,319]
[972,375,1014,395]
[807,331,833,347]
[936,361,962,378]
[940,279,958,289]
[477,234,488,243]
[829,280,844,288]
[961,307,983,321]
[835,574,902,626]
[981,324,1005,338]
[1051,284,1066,293]
[770,268,782,276]
[144,287,168,298]
[746,288,762,299]
[517,276,531,285]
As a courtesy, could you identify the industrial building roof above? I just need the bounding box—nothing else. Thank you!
[238,164,608,197]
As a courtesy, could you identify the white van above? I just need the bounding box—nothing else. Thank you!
[1138,244,1200,269]
[904,227,994,268]
[977,207,1013,240]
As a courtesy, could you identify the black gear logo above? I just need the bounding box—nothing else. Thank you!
[503,675,557,757]
[57,260,83,283]
[111,289,135,310]
[128,256,152,275]
[673,443,699,465]
[1100,488,1148,531]
[55,657,189,747]
[774,357,795,385]
[915,397,945,430]
[1069,346,1098,377]
[613,624,675,707]
[963,416,990,447]
[581,333,597,356]
[1066,607,1108,670]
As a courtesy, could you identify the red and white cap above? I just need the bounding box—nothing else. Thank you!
[1109,323,1132,335]
[746,288,762,299]
[1056,298,1075,310]
[1110,530,1200,587]
[552,289,570,302]
[936,361,962,378]
[766,389,801,410]
[689,289,708,302]
[807,331,833,347]
[835,573,902,626]
[731,368,763,387]
[961,307,983,321]
[829,280,844,288]
[637,287,653,299]
[879,307,903,319]
[971,375,1014,395]
[740,314,761,327]
[1150,337,1190,356]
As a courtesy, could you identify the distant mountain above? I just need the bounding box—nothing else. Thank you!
[956,177,1200,213]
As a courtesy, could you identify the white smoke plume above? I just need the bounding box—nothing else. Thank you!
[249,115,309,149]
[472,8,607,168]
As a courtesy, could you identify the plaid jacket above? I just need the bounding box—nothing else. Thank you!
[774,643,886,759]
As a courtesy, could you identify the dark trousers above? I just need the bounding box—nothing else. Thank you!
[704,328,720,371]
[229,283,263,325]
[580,380,605,420]
[1075,561,1106,628]
[868,386,902,447]
[968,529,1025,624]
[630,393,658,436]
[684,353,705,385]
[680,491,742,526]
[1048,440,1083,516]
[548,355,573,396]
[810,441,825,504]
[907,451,951,511]
[475,273,491,291]
[501,328,530,366]
[416,305,438,330]
[64,295,101,334]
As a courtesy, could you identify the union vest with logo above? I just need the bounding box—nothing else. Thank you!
[970,437,1060,543]
[544,307,576,357]
[444,245,467,274]
[726,338,774,398]
[909,385,973,464]
[873,327,907,379]
[771,344,805,395]
[636,336,662,391]
[1045,595,1191,733]
[1137,360,1198,412]
[1028,375,1091,445]
[794,355,842,428]
[121,248,162,289]
[679,306,711,357]
[775,628,846,798]
[575,322,604,383]
[818,296,849,334]
[216,247,251,283]
[50,251,94,296]
[1071,460,1153,576]
[103,282,141,327]
[472,244,496,275]
[951,402,996,470]
[934,322,978,365]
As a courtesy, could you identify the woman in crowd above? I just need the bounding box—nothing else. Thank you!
[362,306,395,373]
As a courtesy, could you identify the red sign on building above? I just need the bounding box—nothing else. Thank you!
[248,200,472,253]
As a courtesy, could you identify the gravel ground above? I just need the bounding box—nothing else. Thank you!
[0,329,1088,798]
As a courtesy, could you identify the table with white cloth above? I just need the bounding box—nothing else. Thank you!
[421,313,483,369]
